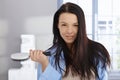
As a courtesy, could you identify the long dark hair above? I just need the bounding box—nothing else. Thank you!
[51,2,110,79]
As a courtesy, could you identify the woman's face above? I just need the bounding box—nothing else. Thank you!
[58,13,78,47]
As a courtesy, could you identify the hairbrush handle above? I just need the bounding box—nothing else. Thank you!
[43,52,51,56]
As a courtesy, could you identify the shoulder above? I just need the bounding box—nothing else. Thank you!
[97,60,108,80]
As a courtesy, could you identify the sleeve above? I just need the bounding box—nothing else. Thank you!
[37,63,62,80]
[97,61,108,80]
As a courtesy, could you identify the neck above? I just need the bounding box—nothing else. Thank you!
[67,43,72,50]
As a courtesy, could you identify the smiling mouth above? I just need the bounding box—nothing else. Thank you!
[65,36,73,39]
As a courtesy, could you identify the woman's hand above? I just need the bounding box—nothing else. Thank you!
[30,49,49,72]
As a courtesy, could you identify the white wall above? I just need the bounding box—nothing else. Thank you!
[0,0,57,80]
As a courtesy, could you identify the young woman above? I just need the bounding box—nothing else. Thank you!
[30,2,111,80]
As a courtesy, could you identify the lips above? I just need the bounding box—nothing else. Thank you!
[65,36,73,39]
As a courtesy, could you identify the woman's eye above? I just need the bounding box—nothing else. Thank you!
[74,24,78,27]
[61,24,66,26]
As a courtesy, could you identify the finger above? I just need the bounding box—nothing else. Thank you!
[30,50,35,61]
[36,50,40,60]
[33,50,41,61]
[33,50,38,61]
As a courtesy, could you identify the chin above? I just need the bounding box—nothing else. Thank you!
[65,41,74,44]
[64,39,74,44]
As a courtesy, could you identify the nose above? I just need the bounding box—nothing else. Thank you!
[67,26,73,34]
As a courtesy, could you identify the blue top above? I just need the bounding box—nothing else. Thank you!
[37,47,108,80]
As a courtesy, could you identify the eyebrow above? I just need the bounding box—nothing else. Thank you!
[59,21,78,24]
